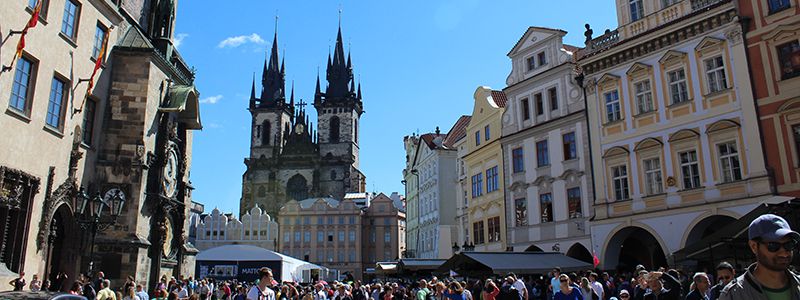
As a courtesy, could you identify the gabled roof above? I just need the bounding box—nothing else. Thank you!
[508,26,568,56]
[443,115,472,147]
[490,90,508,108]
[297,197,340,209]
[420,133,448,150]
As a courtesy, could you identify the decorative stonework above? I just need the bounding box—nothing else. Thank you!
[724,27,743,45]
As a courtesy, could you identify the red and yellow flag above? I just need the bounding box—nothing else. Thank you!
[6,0,42,71]
[84,29,110,100]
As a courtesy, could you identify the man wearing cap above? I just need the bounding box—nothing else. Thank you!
[719,214,800,300]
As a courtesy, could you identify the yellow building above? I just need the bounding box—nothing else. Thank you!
[463,87,507,252]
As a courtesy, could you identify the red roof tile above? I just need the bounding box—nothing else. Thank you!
[443,115,472,148]
[491,90,508,108]
[420,133,448,150]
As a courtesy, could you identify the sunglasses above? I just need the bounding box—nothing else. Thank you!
[759,240,798,252]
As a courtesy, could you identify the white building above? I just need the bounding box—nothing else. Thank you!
[449,116,473,250]
[500,27,594,261]
[194,207,279,251]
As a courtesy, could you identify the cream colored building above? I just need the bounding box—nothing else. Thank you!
[579,0,784,270]
[278,193,405,280]
[463,87,507,252]
[0,0,202,290]
[194,207,279,251]
[501,27,593,260]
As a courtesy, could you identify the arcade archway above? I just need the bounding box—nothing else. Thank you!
[605,226,667,271]
[566,243,593,264]
[525,245,544,252]
[46,204,80,291]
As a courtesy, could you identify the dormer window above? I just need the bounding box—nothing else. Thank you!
[527,57,536,71]
[537,52,547,66]
[630,0,644,22]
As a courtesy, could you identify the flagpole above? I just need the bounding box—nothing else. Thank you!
[1,0,43,74]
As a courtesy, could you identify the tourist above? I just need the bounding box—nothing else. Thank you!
[96,271,106,292]
[509,274,528,300]
[69,281,82,295]
[719,214,800,300]
[443,282,467,300]
[8,271,25,291]
[462,282,473,300]
[554,275,583,300]
[631,271,647,300]
[588,274,604,300]
[123,285,142,300]
[579,278,595,300]
[550,268,562,300]
[97,279,117,300]
[137,284,150,300]
[684,273,709,300]
[247,267,276,300]
[642,271,681,300]
[30,274,41,292]
[708,262,734,300]
[617,290,629,300]
[499,277,522,300]
[483,280,500,300]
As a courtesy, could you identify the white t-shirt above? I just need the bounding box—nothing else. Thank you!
[513,280,527,299]
[590,281,604,299]
[248,285,276,300]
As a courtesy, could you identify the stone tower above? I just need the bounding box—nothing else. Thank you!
[249,32,294,161]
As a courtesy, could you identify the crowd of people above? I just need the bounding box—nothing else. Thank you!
[6,214,800,300]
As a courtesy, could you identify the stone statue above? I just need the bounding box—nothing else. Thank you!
[584,24,593,46]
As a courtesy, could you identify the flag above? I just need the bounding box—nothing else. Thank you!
[12,0,42,63]
[84,28,110,100]
[592,251,600,268]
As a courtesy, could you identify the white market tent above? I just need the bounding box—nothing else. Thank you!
[196,244,330,283]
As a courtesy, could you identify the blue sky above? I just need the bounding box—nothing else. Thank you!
[177,1,617,215]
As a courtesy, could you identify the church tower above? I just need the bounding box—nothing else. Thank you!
[249,31,294,160]
[314,25,366,194]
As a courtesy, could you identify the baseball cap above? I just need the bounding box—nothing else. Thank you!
[748,214,800,241]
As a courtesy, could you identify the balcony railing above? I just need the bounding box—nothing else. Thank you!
[691,0,724,11]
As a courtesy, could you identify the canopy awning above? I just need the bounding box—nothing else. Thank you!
[438,252,592,276]
[672,196,798,263]
[159,84,202,129]
[398,259,447,271]
[376,262,398,275]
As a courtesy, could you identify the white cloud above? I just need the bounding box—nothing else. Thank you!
[174,33,188,48]
[200,95,223,104]
[217,33,266,48]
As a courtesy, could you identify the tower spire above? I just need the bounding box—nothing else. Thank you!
[259,25,285,106]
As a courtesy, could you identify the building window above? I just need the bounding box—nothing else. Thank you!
[630,0,644,21]
[284,232,290,242]
[338,216,344,224]
[327,250,333,262]
[487,216,501,242]
[473,221,485,244]
[540,193,553,223]
[338,231,345,242]
[92,24,107,60]
[718,141,742,182]
[384,217,390,225]
[384,231,391,243]
[349,230,356,242]
[769,0,791,13]
[475,131,480,146]
[678,150,700,189]
[662,0,680,8]
[634,80,654,114]
[370,230,376,242]
[82,99,96,145]
[612,165,630,200]
[604,90,621,122]
[294,232,301,242]
[667,69,689,104]
[521,98,531,120]
[512,147,525,173]
[46,76,68,130]
[705,56,728,93]
[328,216,333,224]
[304,216,309,225]
[536,140,550,167]
[329,116,340,143]
[349,216,355,224]
[535,93,544,116]
[777,41,800,80]
[548,87,558,110]
[643,158,663,195]
[487,166,499,192]
[484,125,490,141]
[9,57,35,115]
[317,231,324,242]
[527,56,536,71]
[60,0,80,39]
[304,232,311,242]
[514,198,527,226]
[294,217,300,225]
[538,52,547,66]
[327,232,334,242]
[471,174,483,197]
[349,251,356,263]
[563,132,577,160]
[28,0,50,20]
[567,187,582,219]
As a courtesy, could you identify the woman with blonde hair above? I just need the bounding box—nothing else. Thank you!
[579,277,595,300]
[554,274,583,300]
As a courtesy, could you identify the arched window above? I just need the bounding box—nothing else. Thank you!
[330,170,337,180]
[262,120,271,146]
[330,116,340,143]
[354,118,358,144]
[287,175,308,200]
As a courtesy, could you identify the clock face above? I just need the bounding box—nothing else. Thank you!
[295,123,305,133]
[162,148,178,197]
[103,188,126,212]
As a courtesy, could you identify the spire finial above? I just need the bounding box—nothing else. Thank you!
[338,5,343,27]
[275,13,279,34]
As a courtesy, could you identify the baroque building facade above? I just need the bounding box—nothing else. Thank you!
[401,134,420,258]
[0,0,201,291]
[464,87,507,252]
[194,207,279,252]
[451,116,473,250]
[579,0,784,270]
[738,0,800,198]
[278,194,405,280]
[241,26,366,218]
[500,27,594,261]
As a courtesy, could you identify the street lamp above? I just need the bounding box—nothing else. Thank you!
[75,187,125,275]
[452,242,460,254]
[462,241,475,252]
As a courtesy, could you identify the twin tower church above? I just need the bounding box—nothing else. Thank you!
[240,24,366,217]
